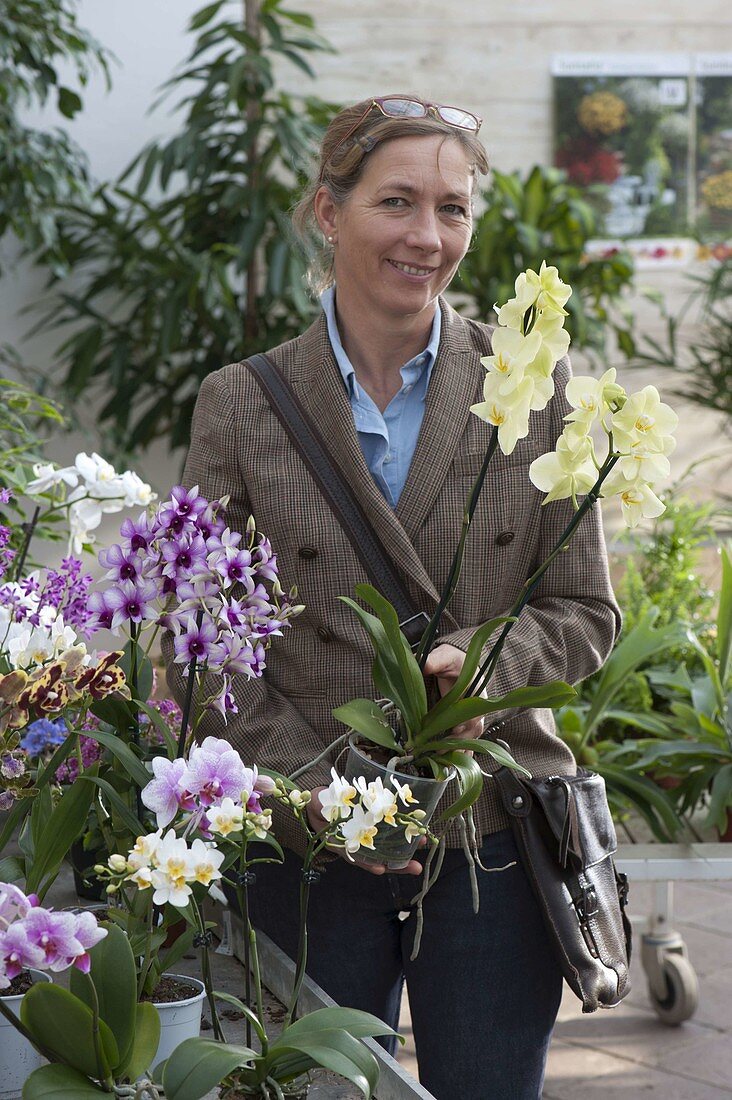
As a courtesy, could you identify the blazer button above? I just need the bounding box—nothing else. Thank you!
[298,546,318,560]
[316,626,332,643]
[495,530,515,546]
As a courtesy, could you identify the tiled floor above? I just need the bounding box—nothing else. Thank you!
[396,880,732,1098]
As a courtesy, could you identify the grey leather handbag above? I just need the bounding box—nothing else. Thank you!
[494,764,632,1012]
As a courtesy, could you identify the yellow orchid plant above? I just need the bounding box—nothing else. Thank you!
[335,259,678,835]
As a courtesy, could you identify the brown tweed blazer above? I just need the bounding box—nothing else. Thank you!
[165,298,621,855]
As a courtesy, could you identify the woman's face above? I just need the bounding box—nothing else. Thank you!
[318,134,474,326]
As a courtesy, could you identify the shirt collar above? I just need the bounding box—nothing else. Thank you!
[320,285,441,399]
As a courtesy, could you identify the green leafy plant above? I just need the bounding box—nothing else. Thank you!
[17,924,161,1096]
[632,256,732,430]
[31,0,337,456]
[616,545,732,835]
[452,165,638,361]
[555,609,688,840]
[0,0,111,274]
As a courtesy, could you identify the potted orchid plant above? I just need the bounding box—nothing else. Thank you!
[334,262,678,871]
[90,738,425,1100]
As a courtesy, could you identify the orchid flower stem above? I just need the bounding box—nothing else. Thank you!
[467,456,620,699]
[193,899,224,1041]
[282,837,317,1029]
[84,971,114,1090]
[288,731,349,782]
[128,622,143,819]
[137,900,155,1001]
[177,609,204,757]
[416,428,499,669]
[12,504,39,581]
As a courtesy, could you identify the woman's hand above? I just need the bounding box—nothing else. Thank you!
[306,787,424,876]
[422,643,484,749]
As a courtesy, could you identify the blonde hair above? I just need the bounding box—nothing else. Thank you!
[292,95,490,294]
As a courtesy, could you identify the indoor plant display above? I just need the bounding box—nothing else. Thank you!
[0,890,164,1098]
[93,738,423,1099]
[334,262,679,871]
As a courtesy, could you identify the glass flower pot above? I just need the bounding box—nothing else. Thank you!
[343,734,454,870]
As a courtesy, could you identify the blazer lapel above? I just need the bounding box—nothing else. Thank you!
[396,299,487,540]
[287,312,451,614]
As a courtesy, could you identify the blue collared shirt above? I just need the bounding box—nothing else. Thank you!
[320,285,441,507]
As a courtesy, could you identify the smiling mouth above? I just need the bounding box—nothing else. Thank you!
[388,259,436,276]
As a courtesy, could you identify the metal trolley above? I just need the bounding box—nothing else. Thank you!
[615,842,732,1025]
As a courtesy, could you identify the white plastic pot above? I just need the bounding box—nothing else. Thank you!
[0,970,51,1099]
[152,973,206,1066]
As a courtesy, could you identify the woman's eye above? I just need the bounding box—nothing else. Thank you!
[442,203,468,216]
[382,197,406,207]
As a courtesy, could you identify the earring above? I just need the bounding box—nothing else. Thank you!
[327,235,334,244]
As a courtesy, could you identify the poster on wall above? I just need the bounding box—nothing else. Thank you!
[552,53,732,265]
[695,55,732,251]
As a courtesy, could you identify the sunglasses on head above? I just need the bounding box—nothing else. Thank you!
[322,96,483,178]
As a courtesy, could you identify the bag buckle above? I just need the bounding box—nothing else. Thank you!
[616,871,630,908]
[576,883,598,921]
[399,611,432,650]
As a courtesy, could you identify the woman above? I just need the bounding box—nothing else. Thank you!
[171,96,621,1099]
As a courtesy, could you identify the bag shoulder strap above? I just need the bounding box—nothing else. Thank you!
[244,352,430,647]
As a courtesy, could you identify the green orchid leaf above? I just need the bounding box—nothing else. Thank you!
[584,612,687,737]
[438,752,484,820]
[120,1003,161,1081]
[420,738,532,777]
[332,699,399,751]
[161,1038,258,1100]
[415,681,575,743]
[633,740,730,770]
[211,991,267,1046]
[704,763,732,833]
[22,1063,108,1097]
[425,616,515,718]
[136,700,178,757]
[266,1030,378,1099]
[272,1006,399,1043]
[718,545,732,688]
[77,774,147,837]
[597,762,682,841]
[354,584,428,729]
[70,925,137,1074]
[81,726,151,789]
[338,596,414,727]
[159,926,198,975]
[25,771,97,898]
[0,855,25,881]
[21,983,118,1081]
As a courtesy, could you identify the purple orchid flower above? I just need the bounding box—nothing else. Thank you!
[106,578,159,630]
[173,613,219,664]
[120,512,153,553]
[184,739,251,807]
[160,534,208,581]
[0,882,36,925]
[156,485,209,536]
[212,545,254,588]
[70,910,108,973]
[253,536,279,582]
[0,923,45,979]
[141,756,194,828]
[22,909,86,972]
[98,543,143,583]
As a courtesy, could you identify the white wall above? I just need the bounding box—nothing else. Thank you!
[1,0,730,540]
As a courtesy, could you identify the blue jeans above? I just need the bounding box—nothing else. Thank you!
[247,828,563,1100]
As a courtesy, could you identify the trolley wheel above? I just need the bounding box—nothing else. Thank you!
[648,953,699,1026]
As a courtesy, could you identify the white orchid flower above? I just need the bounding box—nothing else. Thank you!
[339,804,379,854]
[318,769,357,823]
[610,386,678,456]
[529,432,598,504]
[207,798,244,837]
[187,838,224,886]
[126,831,163,871]
[532,311,571,366]
[602,469,666,528]
[470,376,533,455]
[390,777,418,806]
[480,328,543,396]
[26,462,80,495]
[245,809,273,840]
[354,776,398,825]
[565,368,624,430]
